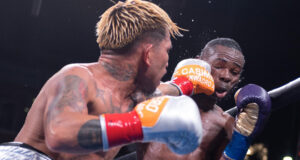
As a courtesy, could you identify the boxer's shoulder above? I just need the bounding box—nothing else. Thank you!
[213,104,224,112]
[60,63,94,78]
[40,63,97,110]
[213,105,235,127]
[43,63,94,87]
[51,63,97,91]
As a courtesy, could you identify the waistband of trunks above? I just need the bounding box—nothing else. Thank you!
[0,142,51,159]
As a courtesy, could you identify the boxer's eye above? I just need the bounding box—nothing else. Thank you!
[231,68,241,76]
[213,64,223,69]
[213,60,225,69]
[231,71,239,75]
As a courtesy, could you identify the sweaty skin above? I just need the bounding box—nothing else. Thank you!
[14,32,172,160]
[15,63,131,160]
[138,44,245,160]
[202,45,245,100]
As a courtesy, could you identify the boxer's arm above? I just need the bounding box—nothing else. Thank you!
[158,58,215,96]
[198,105,234,159]
[222,84,271,160]
[44,67,203,155]
[157,82,180,96]
[44,66,102,154]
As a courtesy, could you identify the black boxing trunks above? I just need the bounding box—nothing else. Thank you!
[0,142,52,160]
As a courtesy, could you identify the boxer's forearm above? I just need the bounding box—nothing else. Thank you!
[158,83,180,96]
[45,114,104,154]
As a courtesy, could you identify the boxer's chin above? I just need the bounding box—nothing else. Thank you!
[215,91,227,99]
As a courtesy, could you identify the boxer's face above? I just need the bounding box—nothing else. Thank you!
[201,45,244,99]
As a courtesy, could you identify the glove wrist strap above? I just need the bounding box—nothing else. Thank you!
[169,76,193,96]
[100,111,143,150]
[223,130,251,160]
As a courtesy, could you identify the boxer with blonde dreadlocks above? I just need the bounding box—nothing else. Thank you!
[0,0,206,160]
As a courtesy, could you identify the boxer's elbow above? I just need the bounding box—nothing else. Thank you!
[45,127,64,152]
[45,123,74,153]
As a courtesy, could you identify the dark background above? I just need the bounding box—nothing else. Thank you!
[0,0,299,159]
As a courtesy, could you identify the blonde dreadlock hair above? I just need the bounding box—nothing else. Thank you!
[96,0,184,50]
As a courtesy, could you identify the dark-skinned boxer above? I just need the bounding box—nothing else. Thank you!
[138,38,271,160]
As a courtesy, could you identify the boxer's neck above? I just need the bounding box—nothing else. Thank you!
[96,52,143,99]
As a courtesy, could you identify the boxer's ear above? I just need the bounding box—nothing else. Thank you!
[142,43,153,66]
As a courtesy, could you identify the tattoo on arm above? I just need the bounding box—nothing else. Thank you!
[47,75,88,122]
[96,87,106,106]
[78,119,103,150]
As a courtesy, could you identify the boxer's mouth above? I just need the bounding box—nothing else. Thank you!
[215,88,227,98]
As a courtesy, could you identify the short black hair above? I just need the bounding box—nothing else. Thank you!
[204,37,242,52]
[198,38,243,58]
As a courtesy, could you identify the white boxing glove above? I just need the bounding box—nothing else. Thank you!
[100,95,203,154]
